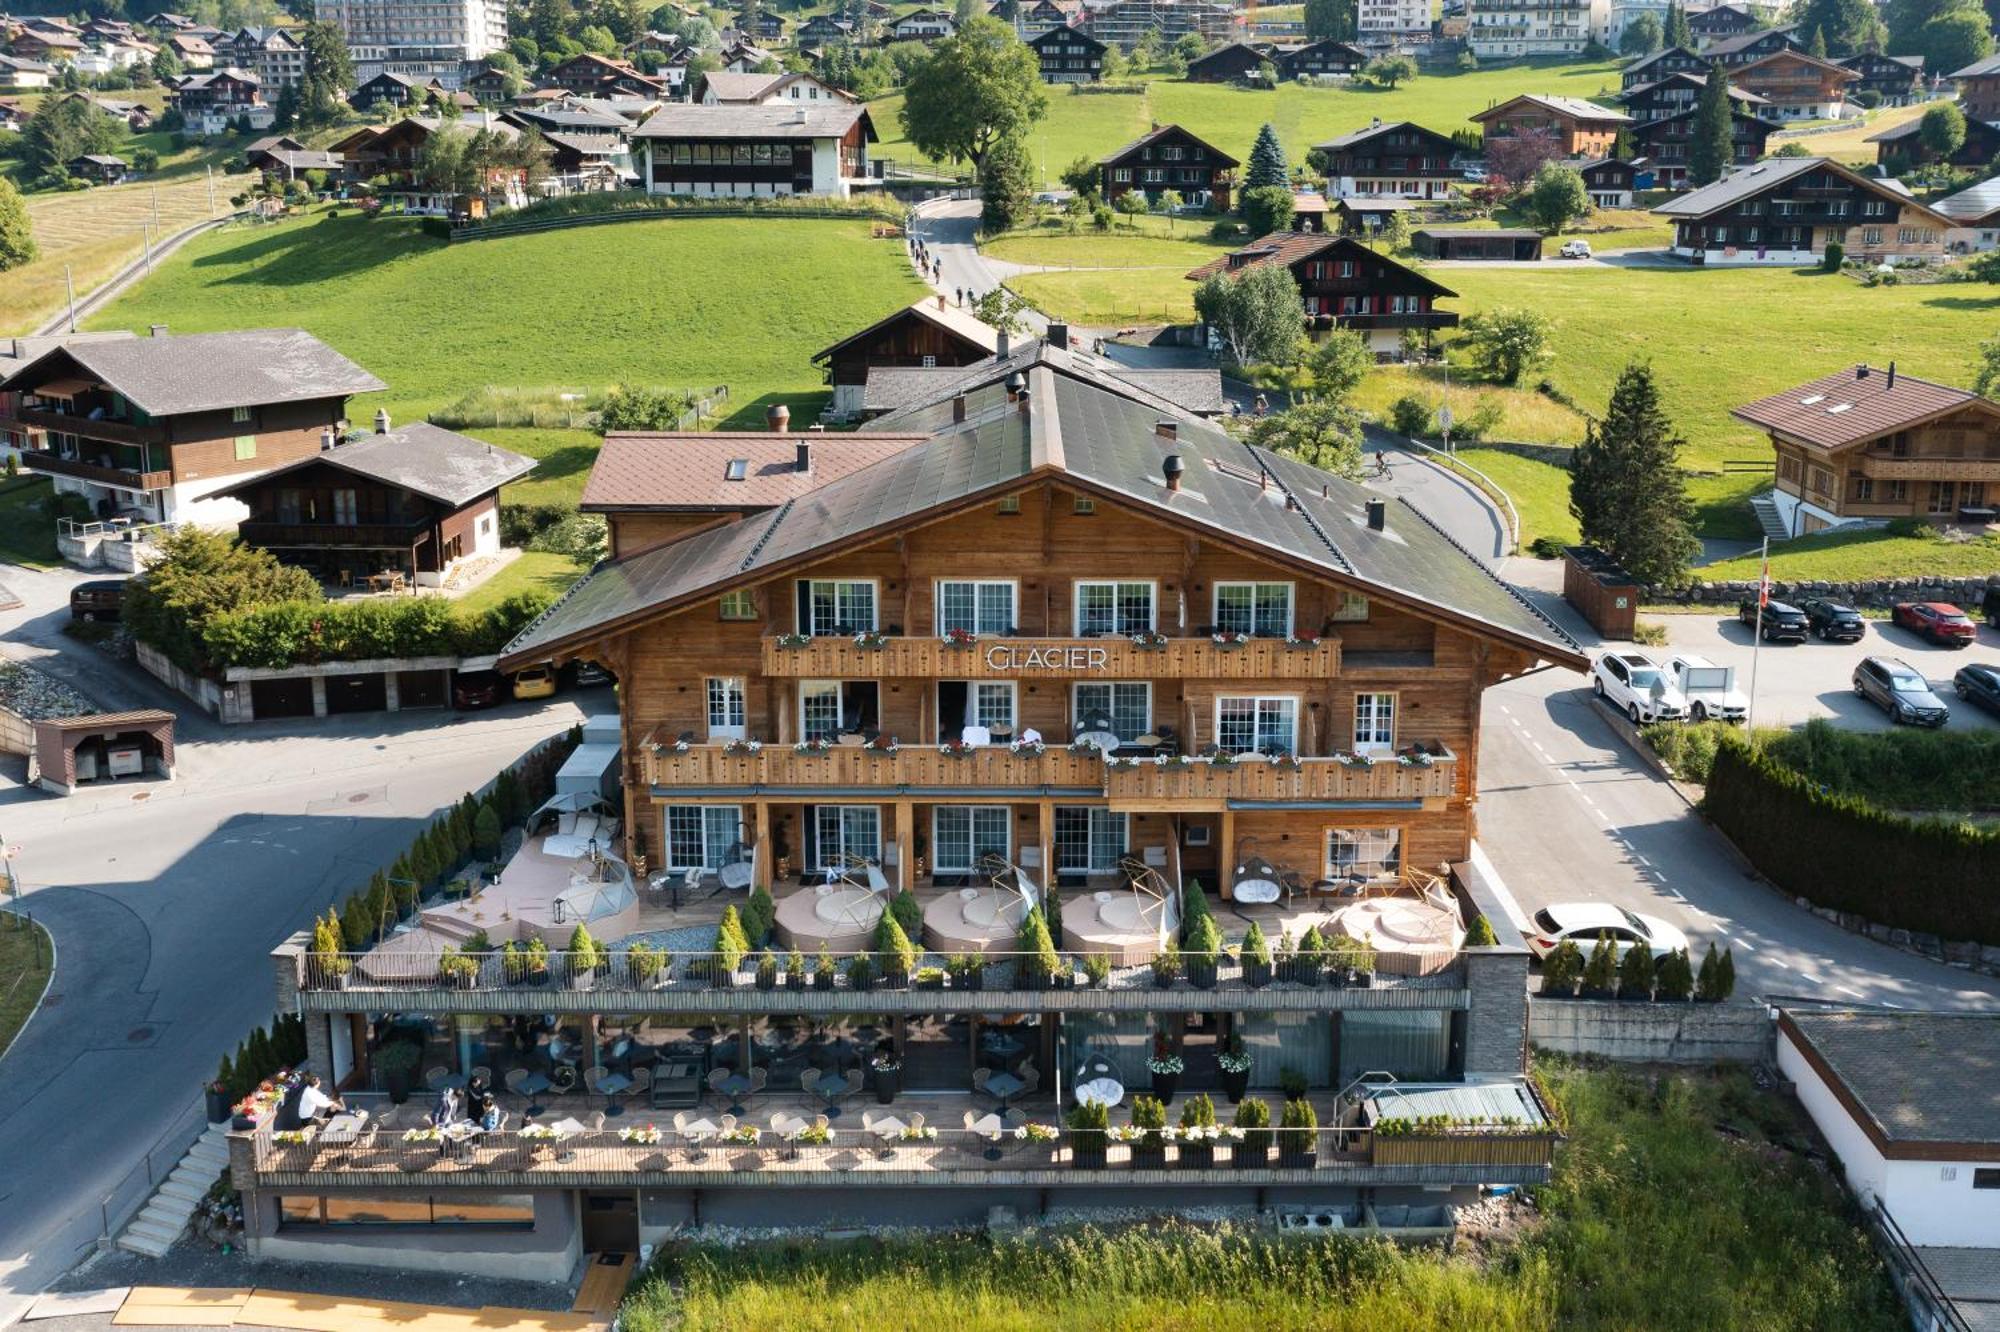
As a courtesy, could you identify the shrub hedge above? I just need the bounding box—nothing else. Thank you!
[200,590,553,669]
[1702,737,2000,944]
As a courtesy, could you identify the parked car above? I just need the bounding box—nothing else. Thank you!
[572,661,613,688]
[1557,239,1592,259]
[1954,662,2000,718]
[1590,651,1688,724]
[451,669,507,709]
[1852,656,1948,727]
[1983,585,2000,630]
[511,665,557,700]
[68,579,125,621]
[1527,903,1691,964]
[1892,601,1976,648]
[1460,165,1489,182]
[1799,597,1866,643]
[1664,653,1748,723]
[1737,597,1808,642]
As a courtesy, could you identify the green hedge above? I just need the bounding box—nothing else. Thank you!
[201,590,552,670]
[1702,738,2000,945]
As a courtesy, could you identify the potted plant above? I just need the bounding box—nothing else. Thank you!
[1539,940,1584,998]
[565,924,602,991]
[720,1123,761,1147]
[915,964,947,990]
[308,911,349,990]
[1346,939,1377,989]
[961,953,986,992]
[375,1040,421,1104]
[1083,952,1111,989]
[1296,926,1326,988]
[204,1077,232,1125]
[1129,1094,1169,1166]
[1655,946,1695,1003]
[1151,940,1183,990]
[1014,1121,1060,1160]
[1178,1093,1218,1167]
[813,948,837,991]
[876,914,917,989]
[793,1120,833,1146]
[1273,929,1296,984]
[1279,1098,1319,1168]
[1582,933,1618,1000]
[1185,915,1221,990]
[438,945,479,990]
[713,907,749,989]
[1217,1039,1252,1104]
[785,950,807,992]
[1146,1037,1184,1103]
[520,1121,565,1161]
[626,941,666,988]
[1232,1097,1270,1168]
[755,950,779,992]
[1015,907,1061,991]
[1240,921,1272,987]
[400,1125,442,1169]
[1279,1067,1308,1104]
[1618,941,1655,1001]
[1066,1099,1109,1169]
[846,954,875,993]
[870,1046,902,1103]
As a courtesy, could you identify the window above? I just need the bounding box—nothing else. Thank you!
[1054,806,1127,874]
[1326,826,1402,880]
[1354,692,1396,751]
[706,676,745,732]
[1974,1168,2000,1189]
[662,804,742,870]
[812,804,880,869]
[276,488,302,523]
[1074,682,1150,741]
[233,435,257,460]
[997,495,1021,514]
[799,680,847,740]
[1861,227,1883,246]
[1214,581,1292,637]
[1072,495,1095,514]
[1075,580,1154,635]
[933,805,1010,872]
[1851,476,1873,502]
[278,1195,534,1229]
[802,579,876,634]
[331,489,357,525]
[1216,695,1298,755]
[232,405,252,424]
[719,589,756,620]
[936,579,1016,636]
[1328,590,1369,622]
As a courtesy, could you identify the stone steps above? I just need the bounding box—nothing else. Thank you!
[114,1122,230,1259]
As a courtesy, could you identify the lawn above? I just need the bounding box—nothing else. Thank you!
[85,211,928,508]
[0,912,55,1060]
[983,224,1233,271]
[1766,99,1933,166]
[618,1056,1900,1332]
[2,172,224,336]
[0,475,61,569]
[454,551,587,616]
[1701,527,2000,582]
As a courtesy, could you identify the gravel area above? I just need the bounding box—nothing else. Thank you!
[0,659,93,720]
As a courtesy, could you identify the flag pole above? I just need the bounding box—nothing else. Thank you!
[1747,536,1769,733]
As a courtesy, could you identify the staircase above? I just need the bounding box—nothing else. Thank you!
[1748,492,1790,542]
[116,1122,230,1258]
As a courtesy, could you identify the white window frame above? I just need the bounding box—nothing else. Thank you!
[706,676,746,740]
[799,679,861,741]
[1073,681,1151,741]
[1353,691,1396,753]
[662,804,743,871]
[935,578,1017,636]
[1054,806,1128,874]
[1213,581,1293,637]
[1325,826,1402,882]
[1073,579,1156,636]
[802,578,878,635]
[1215,694,1299,756]
[718,589,757,620]
[932,805,1011,873]
[813,804,881,870]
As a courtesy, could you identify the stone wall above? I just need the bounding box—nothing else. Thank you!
[1650,574,2000,611]
[1790,897,2000,978]
[1528,997,1773,1065]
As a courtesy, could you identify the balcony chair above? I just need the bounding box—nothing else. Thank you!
[424,1066,449,1092]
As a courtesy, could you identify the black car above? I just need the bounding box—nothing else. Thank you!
[1983,585,2000,631]
[1852,656,1949,727]
[1800,597,1866,643]
[1737,597,1808,643]
[69,579,125,621]
[452,669,507,710]
[1956,663,2000,718]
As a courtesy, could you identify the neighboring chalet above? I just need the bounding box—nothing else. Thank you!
[1734,363,2000,532]
[7,28,80,62]
[359,115,534,216]
[1313,120,1462,200]
[0,55,54,89]
[218,419,535,587]
[889,9,956,40]
[66,153,128,184]
[1028,25,1105,84]
[246,143,342,180]
[1186,40,1277,83]
[1698,25,1800,68]
[732,8,787,41]
[795,15,856,47]
[698,70,851,105]
[0,327,384,529]
[464,62,518,103]
[164,32,214,68]
[1411,228,1542,260]
[1954,54,2000,123]
[1934,177,2000,252]
[171,68,267,134]
[1469,93,1629,158]
[1576,157,1638,208]
[632,103,875,198]
[1098,124,1238,210]
[1007,0,1083,36]
[1188,233,1457,356]
[1618,70,1771,126]
[1654,156,1951,264]
[1836,52,1923,106]
[1686,2,1758,38]
[1630,99,1775,189]
[1186,38,1366,83]
[348,70,453,112]
[1618,44,1705,89]
[719,38,780,72]
[1331,194,1413,234]
[544,52,669,97]
[812,296,1000,419]
[1730,49,1856,121]
[1868,112,2000,172]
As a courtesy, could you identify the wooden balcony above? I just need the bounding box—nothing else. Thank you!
[239,519,431,549]
[759,635,1340,681]
[645,741,1108,792]
[1857,456,2000,483]
[12,406,163,446]
[1102,751,1457,809]
[21,451,173,492]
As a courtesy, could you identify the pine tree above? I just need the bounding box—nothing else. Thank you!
[1583,932,1619,996]
[1246,122,1289,191]
[474,800,502,859]
[1689,63,1735,187]
[1809,23,1828,56]
[0,178,37,272]
[1696,942,1721,1000]
[1567,361,1702,589]
[1665,0,1692,47]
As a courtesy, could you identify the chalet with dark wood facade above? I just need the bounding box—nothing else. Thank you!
[1099,124,1237,210]
[1468,93,1629,158]
[1687,3,1757,38]
[1836,52,1923,106]
[1185,40,1272,82]
[1576,157,1637,208]
[1734,364,2000,533]
[544,52,669,97]
[813,297,1001,419]
[1313,120,1463,200]
[1187,233,1458,356]
[1654,155,1952,264]
[1698,25,1799,68]
[1619,43,1705,89]
[1868,112,2000,171]
[1186,38,1366,83]
[1731,49,1855,120]
[1953,54,2000,123]
[1630,102,1775,189]
[1028,24,1105,83]
[1618,69,1771,125]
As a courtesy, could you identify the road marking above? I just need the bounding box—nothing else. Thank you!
[1837,986,1865,999]
[1799,972,1822,985]
[1881,1000,1902,1008]
[1632,855,1651,867]
[1770,958,1791,970]
[1733,939,1755,953]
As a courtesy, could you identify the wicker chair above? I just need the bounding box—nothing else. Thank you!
[424,1066,449,1092]
[1011,1061,1041,1101]
[504,1068,532,1098]
[971,1067,997,1108]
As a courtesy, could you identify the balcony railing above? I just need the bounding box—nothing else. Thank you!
[1103,749,1457,805]
[759,634,1340,681]
[1857,456,2000,482]
[238,519,432,549]
[21,451,174,492]
[11,406,163,445]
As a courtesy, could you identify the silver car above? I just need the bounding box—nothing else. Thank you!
[1852,656,1948,727]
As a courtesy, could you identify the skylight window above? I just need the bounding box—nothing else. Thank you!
[1799,394,1825,405]
[725,458,749,481]
[1826,403,1852,414]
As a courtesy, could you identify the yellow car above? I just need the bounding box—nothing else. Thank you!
[511,665,557,700]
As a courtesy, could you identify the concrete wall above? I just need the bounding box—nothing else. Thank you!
[243,1188,580,1284]
[1529,997,1772,1064]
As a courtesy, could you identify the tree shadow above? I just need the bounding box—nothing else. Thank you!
[182,214,439,286]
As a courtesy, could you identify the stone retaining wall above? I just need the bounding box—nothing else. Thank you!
[1528,997,1772,1064]
[1649,574,2000,610]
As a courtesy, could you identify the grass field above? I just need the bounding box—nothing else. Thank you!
[0,476,61,568]
[1766,99,1933,166]
[0,913,55,1060]
[3,172,224,336]
[454,551,588,615]
[86,210,928,508]
[1702,527,2000,581]
[619,1056,1900,1332]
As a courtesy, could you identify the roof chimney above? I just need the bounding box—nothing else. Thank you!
[935,293,946,311]
[996,328,1011,359]
[766,401,789,432]
[149,323,168,337]
[1046,320,1069,351]
[795,438,811,473]
[1365,498,1387,531]
[1856,364,1870,380]
[1886,361,1896,390]
[1154,418,1177,442]
[1162,453,1184,492]
[951,392,967,423]
[1005,370,1027,402]
[320,427,337,450]
[373,407,390,434]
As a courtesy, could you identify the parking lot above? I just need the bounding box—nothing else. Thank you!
[1648,609,2000,733]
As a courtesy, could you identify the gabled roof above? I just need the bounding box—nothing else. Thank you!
[1183,231,1457,300]
[863,339,1209,434]
[1099,122,1238,167]
[1469,93,1630,126]
[1620,44,1701,76]
[632,102,873,142]
[581,432,930,511]
[812,298,1001,365]
[218,423,535,507]
[255,148,342,171]
[500,350,1584,671]
[1028,23,1104,49]
[1313,119,1457,151]
[1932,175,2000,224]
[1952,54,2000,78]
[1653,156,1948,224]
[245,134,306,154]
[0,329,383,417]
[1730,364,1998,451]
[1735,48,1857,80]
[1700,25,1797,57]
[1868,114,2000,146]
[1836,51,1922,72]
[1619,71,1771,107]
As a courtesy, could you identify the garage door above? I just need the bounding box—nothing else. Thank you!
[397,670,447,710]
[250,677,315,719]
[326,673,388,715]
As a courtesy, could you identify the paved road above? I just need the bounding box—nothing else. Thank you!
[906,197,1048,331]
[0,562,593,1326]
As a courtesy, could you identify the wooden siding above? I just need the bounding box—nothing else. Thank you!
[760,634,1341,680]
[607,511,741,559]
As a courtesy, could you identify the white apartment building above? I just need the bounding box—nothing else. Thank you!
[320,0,508,85]
[1467,0,1609,57]
[1357,0,1432,40]
[1605,0,1670,48]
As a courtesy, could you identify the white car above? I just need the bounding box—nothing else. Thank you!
[1664,653,1748,723]
[1590,651,1688,724]
[1558,239,1592,259]
[1526,903,1691,963]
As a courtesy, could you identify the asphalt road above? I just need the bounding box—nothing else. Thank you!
[907,196,1047,329]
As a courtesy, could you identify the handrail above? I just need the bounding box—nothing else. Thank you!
[97,1092,209,1248]
[1871,1200,1973,1332]
[1392,434,1521,556]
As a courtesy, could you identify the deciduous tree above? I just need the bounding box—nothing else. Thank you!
[1247,400,1363,475]
[1920,101,1967,160]
[898,17,1047,173]
[1304,0,1356,41]
[1456,306,1551,384]
[1527,161,1589,233]
[1917,9,1994,73]
[1193,264,1303,365]
[1620,11,1663,53]
[1364,52,1415,86]
[1306,328,1373,404]
[1238,182,1294,234]
[0,177,36,272]
[1567,361,1702,588]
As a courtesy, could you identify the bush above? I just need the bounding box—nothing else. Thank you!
[1389,393,1432,437]
[1582,933,1618,995]
[1656,947,1694,1001]
[1630,621,1667,647]
[1465,915,1498,946]
[1208,218,1241,242]
[1541,939,1584,994]
[1618,941,1654,998]
[472,800,502,858]
[1884,515,1936,538]
[1529,535,1568,560]
[1822,241,1844,273]
[1642,720,1729,784]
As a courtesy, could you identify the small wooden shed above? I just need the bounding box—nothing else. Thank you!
[1561,546,1639,640]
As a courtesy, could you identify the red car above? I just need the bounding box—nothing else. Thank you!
[1893,601,1977,648]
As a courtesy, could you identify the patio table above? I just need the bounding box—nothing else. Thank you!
[1077,730,1120,754]
[980,1032,1024,1067]
[319,1111,369,1146]
[516,1071,553,1118]
[546,1116,587,1163]
[984,1070,1026,1108]
[771,1112,808,1160]
[598,1071,634,1117]
[870,1114,905,1158]
[1076,1078,1123,1109]
[969,1112,1007,1161]
[715,1072,753,1115]
[682,1117,717,1160]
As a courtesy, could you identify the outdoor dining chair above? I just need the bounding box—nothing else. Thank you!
[424,1066,449,1092]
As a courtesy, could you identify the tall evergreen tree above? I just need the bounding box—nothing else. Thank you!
[1688,63,1735,187]
[1567,362,1702,589]
[1245,122,1289,191]
[1304,0,1356,41]
[1808,23,1828,55]
[1795,0,1887,54]
[1665,0,1693,47]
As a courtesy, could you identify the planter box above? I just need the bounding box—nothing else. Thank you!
[1370,1133,1558,1168]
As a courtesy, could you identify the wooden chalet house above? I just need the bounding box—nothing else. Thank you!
[171,68,267,134]
[795,14,856,47]
[1953,54,2000,123]
[545,53,669,97]
[1630,98,1775,190]
[1868,113,2000,172]
[1313,120,1463,200]
[1619,44,1705,90]
[812,296,1001,419]
[1576,157,1637,208]
[732,8,786,41]
[1468,93,1629,158]
[1617,70,1770,126]
[1653,155,1952,265]
[1098,124,1237,210]
[363,115,534,216]
[889,9,956,40]
[1935,178,2000,252]
[1185,40,1275,82]
[1836,52,1922,106]
[1010,0,1083,37]
[1698,25,1799,68]
[632,103,875,198]
[218,418,534,587]
[1279,39,1368,79]
[1186,233,1457,357]
[1730,48,1855,121]
[1734,364,2000,533]
[464,62,517,104]
[1686,3,1758,38]
[0,327,384,529]
[1028,25,1105,84]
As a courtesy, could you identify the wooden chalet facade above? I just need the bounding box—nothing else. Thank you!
[1730,49,1855,120]
[1618,70,1771,126]
[1699,25,1799,69]
[1836,51,1923,106]
[1028,25,1105,84]
[813,297,1001,418]
[1576,157,1637,208]
[1953,54,2000,123]
[1734,364,2000,533]
[1185,40,1272,82]
[1686,3,1757,38]
[1619,44,1706,89]
[1468,93,1629,158]
[1868,112,2000,171]
[1098,124,1237,210]
[1313,121,1463,200]
[1186,38,1366,83]
[1186,233,1457,356]
[1630,103,1774,189]
[544,53,669,97]
[1654,155,1951,264]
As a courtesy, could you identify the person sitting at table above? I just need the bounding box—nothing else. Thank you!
[474,1093,501,1134]
[296,1074,344,1125]
[429,1085,462,1128]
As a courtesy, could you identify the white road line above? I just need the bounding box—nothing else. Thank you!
[1770,958,1791,970]
[1800,972,1822,985]
[1733,939,1755,952]
[1837,986,1865,999]
[1882,1000,1902,1008]
[1632,855,1651,867]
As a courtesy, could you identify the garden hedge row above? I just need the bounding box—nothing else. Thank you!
[1703,738,2000,945]
[201,590,552,670]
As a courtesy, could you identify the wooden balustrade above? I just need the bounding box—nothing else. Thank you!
[759,635,1340,681]
[1102,753,1457,807]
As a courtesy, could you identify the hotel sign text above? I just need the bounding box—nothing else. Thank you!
[983,644,1109,672]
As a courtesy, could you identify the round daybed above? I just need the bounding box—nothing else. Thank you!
[1327,897,1465,976]
[774,883,885,953]
[923,880,1034,955]
[1061,888,1172,966]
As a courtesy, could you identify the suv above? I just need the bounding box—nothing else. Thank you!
[1892,601,1976,648]
[1852,656,1948,727]
[1799,597,1866,642]
[1591,651,1689,724]
[1664,653,1748,723]
[1737,597,1808,643]
[69,579,125,622]
[1558,239,1592,259]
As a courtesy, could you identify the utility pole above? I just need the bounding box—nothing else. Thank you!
[151,183,160,232]
[206,163,215,215]
[64,264,76,333]
[1746,536,1770,732]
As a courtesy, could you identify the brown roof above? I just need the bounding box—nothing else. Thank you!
[1183,231,1456,300]
[579,432,929,511]
[35,709,175,731]
[1469,93,1631,126]
[1730,365,1999,450]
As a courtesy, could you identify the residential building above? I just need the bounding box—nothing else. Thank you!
[349,70,443,110]
[1313,120,1463,200]
[544,52,669,97]
[1357,0,1433,40]
[1083,0,1235,49]
[171,69,270,134]
[226,27,305,90]
[890,9,956,40]
[1186,232,1458,356]
[165,33,215,68]
[1187,39,1366,82]
[812,297,1001,419]
[1412,227,1542,259]
[217,418,534,587]
[0,327,385,530]
[246,144,344,180]
[1469,93,1630,158]
[1934,177,2000,252]
[1697,24,1798,68]
[1576,156,1637,207]
[1465,0,1609,59]
[1008,0,1084,37]
[1618,70,1770,125]
[0,99,28,131]
[1730,48,1855,120]
[1953,53,2000,123]
[1028,25,1105,84]
[1185,41,1277,82]
[1605,0,1671,49]
[6,28,81,62]
[1629,100,1774,188]
[1618,44,1705,89]
[1655,156,1950,264]
[1329,194,1414,234]
[359,113,534,215]
[1685,2,1758,38]
[0,54,53,88]
[317,0,507,80]
[697,71,851,106]
[795,15,857,47]
[1733,363,2000,531]
[1835,51,1923,106]
[732,8,786,41]
[719,39,779,72]
[67,153,128,184]
[1868,112,2000,172]
[1098,124,1238,211]
[632,103,876,198]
